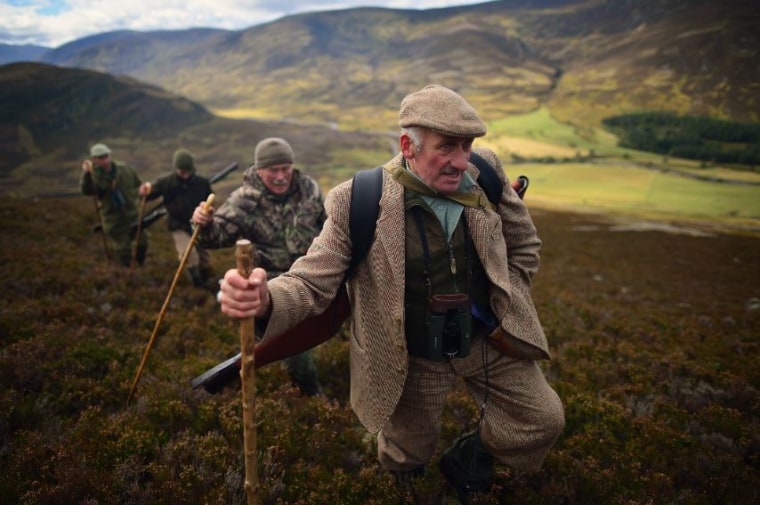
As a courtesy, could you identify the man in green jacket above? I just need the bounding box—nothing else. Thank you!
[80,143,148,267]
[192,137,325,396]
[139,148,213,288]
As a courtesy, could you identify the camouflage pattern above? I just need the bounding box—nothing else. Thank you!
[80,160,148,266]
[198,165,326,394]
[197,166,326,277]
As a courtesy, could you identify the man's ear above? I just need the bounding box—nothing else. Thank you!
[400,133,415,159]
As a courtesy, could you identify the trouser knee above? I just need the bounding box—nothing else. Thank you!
[484,387,565,471]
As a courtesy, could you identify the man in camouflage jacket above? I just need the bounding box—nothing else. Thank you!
[192,137,325,396]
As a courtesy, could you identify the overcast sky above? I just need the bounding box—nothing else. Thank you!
[1,0,490,47]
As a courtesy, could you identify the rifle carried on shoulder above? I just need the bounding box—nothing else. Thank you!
[191,156,529,394]
[93,161,238,234]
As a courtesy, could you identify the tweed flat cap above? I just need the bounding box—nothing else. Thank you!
[255,137,295,168]
[398,84,486,137]
[90,143,111,157]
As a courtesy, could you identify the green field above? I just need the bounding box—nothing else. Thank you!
[518,162,760,219]
[488,107,621,153]
[481,109,760,232]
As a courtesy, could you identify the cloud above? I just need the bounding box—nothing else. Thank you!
[0,0,487,47]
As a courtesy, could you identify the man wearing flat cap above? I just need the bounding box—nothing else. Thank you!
[192,137,325,396]
[80,142,149,266]
[217,86,564,501]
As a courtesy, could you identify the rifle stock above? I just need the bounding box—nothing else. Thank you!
[513,175,529,199]
[209,161,238,184]
[191,283,350,393]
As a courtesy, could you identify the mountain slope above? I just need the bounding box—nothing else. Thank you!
[38,0,759,130]
[0,62,392,198]
[0,62,213,174]
[528,0,760,126]
[0,43,50,65]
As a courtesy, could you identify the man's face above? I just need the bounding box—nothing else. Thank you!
[257,163,294,195]
[92,153,111,170]
[176,168,192,180]
[401,129,473,195]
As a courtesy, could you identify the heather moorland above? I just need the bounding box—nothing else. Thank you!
[1,196,757,504]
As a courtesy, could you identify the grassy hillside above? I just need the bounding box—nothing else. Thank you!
[480,108,760,233]
[39,0,760,131]
[2,62,757,237]
[0,63,393,199]
[1,197,757,503]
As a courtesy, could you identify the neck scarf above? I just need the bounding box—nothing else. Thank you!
[388,163,495,211]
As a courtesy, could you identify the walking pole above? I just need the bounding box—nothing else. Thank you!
[92,195,112,263]
[83,159,111,264]
[126,193,215,406]
[130,194,147,270]
[235,239,258,505]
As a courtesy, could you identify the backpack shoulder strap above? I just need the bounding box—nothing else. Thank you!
[348,166,384,276]
[469,151,501,205]
[470,151,530,202]
[346,157,526,278]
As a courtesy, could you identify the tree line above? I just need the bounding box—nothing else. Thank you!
[602,112,760,166]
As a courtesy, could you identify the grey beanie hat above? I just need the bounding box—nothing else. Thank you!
[173,148,195,172]
[90,143,111,157]
[398,84,486,137]
[255,137,295,168]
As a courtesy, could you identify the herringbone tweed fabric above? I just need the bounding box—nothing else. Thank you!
[264,148,560,438]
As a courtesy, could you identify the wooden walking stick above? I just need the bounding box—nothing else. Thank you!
[92,195,112,263]
[130,194,147,270]
[83,159,111,263]
[129,195,148,271]
[235,239,258,505]
[126,193,215,405]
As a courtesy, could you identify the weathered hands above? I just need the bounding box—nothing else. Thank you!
[220,267,270,319]
[191,204,214,226]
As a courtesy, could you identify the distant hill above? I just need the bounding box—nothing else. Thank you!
[0,62,392,198]
[41,28,233,76]
[38,0,760,130]
[0,62,213,174]
[0,43,49,65]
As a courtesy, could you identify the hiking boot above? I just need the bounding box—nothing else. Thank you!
[391,466,424,494]
[438,431,494,504]
[187,266,205,288]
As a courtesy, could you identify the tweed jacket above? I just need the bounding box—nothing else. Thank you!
[263,147,547,433]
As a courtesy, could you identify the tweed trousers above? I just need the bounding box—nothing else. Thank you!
[377,334,564,473]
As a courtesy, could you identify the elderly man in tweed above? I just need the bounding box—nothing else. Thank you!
[192,137,325,397]
[218,86,565,501]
